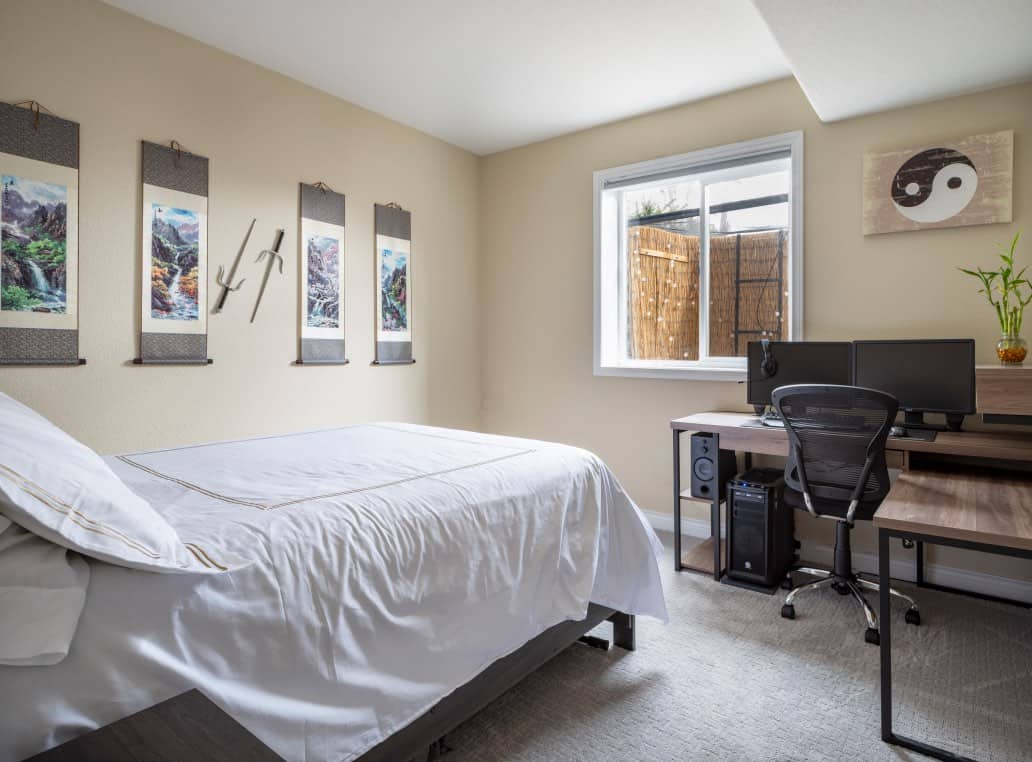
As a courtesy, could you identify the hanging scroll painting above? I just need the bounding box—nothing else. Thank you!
[299,183,347,364]
[0,102,81,364]
[137,141,210,364]
[374,203,413,364]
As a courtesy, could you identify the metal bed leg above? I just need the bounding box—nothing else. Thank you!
[673,430,682,572]
[610,612,635,651]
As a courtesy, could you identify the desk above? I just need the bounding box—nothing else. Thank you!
[670,412,1032,582]
[875,469,1032,761]
[672,411,1032,761]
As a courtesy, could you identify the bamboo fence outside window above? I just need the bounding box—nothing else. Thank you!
[627,226,788,361]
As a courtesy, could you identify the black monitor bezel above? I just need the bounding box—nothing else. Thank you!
[746,340,853,407]
[851,338,976,416]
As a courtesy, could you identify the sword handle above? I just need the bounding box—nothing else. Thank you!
[214,286,231,312]
[271,228,285,252]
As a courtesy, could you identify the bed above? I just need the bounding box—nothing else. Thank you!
[0,422,667,761]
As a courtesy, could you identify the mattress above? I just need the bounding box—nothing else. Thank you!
[0,423,667,761]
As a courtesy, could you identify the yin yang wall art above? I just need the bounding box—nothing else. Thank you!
[863,130,1012,235]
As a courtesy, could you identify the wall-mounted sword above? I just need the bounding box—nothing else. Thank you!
[250,228,286,324]
[214,218,255,313]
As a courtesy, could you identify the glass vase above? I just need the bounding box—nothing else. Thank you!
[996,334,1027,365]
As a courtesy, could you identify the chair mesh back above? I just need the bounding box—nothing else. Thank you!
[772,385,898,505]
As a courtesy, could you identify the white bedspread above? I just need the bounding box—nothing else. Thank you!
[0,423,666,761]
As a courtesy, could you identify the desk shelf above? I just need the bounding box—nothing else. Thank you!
[678,490,722,505]
[680,537,722,575]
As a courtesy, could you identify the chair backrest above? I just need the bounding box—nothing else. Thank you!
[772,384,898,511]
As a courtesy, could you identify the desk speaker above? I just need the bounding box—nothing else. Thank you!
[689,432,736,500]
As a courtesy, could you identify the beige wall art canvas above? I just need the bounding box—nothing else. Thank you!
[862,130,1013,235]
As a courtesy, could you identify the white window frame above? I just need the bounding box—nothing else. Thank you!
[593,131,804,381]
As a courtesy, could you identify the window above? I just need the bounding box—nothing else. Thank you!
[594,132,803,380]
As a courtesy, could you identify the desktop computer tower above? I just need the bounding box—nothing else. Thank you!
[727,468,794,587]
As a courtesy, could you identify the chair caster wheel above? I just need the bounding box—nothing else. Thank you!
[865,628,881,646]
[781,604,795,620]
[832,581,849,596]
[780,576,793,590]
[905,607,921,626]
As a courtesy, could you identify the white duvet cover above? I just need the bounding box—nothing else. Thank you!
[0,423,667,761]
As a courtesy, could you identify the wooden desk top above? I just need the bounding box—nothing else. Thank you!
[874,468,1032,552]
[671,411,1032,463]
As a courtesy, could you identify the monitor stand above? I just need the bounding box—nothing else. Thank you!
[742,405,785,429]
[897,411,940,442]
[902,411,964,432]
[760,407,784,428]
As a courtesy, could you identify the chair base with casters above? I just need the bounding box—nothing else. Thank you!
[779,520,920,645]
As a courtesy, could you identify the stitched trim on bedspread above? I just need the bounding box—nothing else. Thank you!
[116,449,538,511]
[116,456,266,509]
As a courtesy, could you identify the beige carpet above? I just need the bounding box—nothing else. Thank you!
[444,534,1032,761]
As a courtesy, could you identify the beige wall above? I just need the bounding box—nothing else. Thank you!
[480,77,1032,579]
[4,2,1031,583]
[1,0,481,454]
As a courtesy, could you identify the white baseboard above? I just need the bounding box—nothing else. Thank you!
[642,509,717,538]
[640,510,1032,604]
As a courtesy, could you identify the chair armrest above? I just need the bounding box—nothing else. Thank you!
[846,454,877,523]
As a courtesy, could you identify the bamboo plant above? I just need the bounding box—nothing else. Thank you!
[959,232,1030,337]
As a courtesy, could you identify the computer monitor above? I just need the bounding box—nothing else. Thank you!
[746,341,853,412]
[852,339,975,430]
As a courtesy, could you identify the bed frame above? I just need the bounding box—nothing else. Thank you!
[357,604,635,761]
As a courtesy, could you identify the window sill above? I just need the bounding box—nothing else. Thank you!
[594,363,746,382]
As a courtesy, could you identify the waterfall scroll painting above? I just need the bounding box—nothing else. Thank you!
[0,102,82,365]
[299,183,347,364]
[373,203,414,365]
[137,141,211,364]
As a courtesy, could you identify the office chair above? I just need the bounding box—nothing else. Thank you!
[772,384,920,646]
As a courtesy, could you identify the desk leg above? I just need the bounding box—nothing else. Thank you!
[916,541,925,586]
[879,528,893,742]
[673,430,682,572]
[711,433,722,581]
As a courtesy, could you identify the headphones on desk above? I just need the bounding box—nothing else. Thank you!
[759,338,778,379]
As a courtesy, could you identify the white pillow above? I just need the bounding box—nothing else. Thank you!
[0,392,243,573]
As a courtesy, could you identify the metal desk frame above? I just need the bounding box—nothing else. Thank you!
[878,528,1032,762]
[672,429,751,580]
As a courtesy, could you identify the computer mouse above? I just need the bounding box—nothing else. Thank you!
[890,426,906,438]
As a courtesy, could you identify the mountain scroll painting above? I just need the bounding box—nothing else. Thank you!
[0,102,80,364]
[373,203,412,364]
[298,182,346,363]
[379,246,408,332]
[150,204,200,320]
[137,140,209,363]
[1,175,68,314]
[307,234,340,329]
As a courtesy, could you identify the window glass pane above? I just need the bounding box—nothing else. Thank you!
[623,183,701,361]
[706,168,790,358]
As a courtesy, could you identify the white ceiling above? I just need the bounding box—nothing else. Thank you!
[752,0,1032,122]
[101,0,791,155]
[103,0,1032,155]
